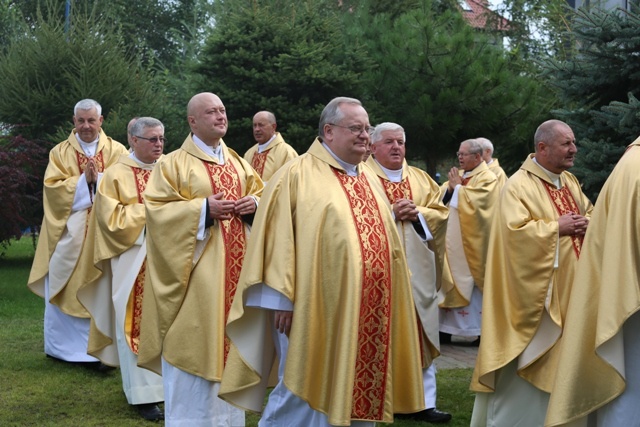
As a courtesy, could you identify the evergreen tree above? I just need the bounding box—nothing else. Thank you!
[0,6,158,143]
[346,0,549,174]
[194,0,371,153]
[540,6,640,199]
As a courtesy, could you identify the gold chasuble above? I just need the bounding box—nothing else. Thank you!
[488,158,507,189]
[28,129,128,316]
[545,139,640,426]
[220,140,424,425]
[243,132,298,181]
[65,155,159,365]
[471,154,592,394]
[137,136,263,381]
[440,162,499,307]
[366,158,448,367]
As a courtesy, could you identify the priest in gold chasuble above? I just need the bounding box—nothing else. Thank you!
[137,93,263,426]
[220,98,424,427]
[367,122,452,424]
[243,111,298,183]
[478,137,508,189]
[66,117,165,420]
[27,99,128,363]
[439,139,500,341]
[470,120,593,427]
[545,137,640,427]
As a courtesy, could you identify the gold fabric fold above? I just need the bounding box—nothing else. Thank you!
[471,154,593,394]
[28,129,127,317]
[220,140,424,425]
[545,139,640,426]
[137,135,263,379]
[440,162,499,307]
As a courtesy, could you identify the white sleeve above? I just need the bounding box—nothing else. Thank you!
[449,184,462,209]
[246,284,294,311]
[197,199,208,240]
[71,173,93,212]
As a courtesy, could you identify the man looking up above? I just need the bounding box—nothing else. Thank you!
[244,111,298,182]
[439,139,499,344]
[470,120,592,426]
[138,93,263,426]
[28,99,128,364]
[220,97,425,426]
[367,122,451,424]
[70,117,166,420]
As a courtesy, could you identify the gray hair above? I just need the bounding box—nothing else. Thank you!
[130,117,164,137]
[477,137,493,156]
[74,99,102,116]
[255,111,276,124]
[461,138,483,155]
[534,119,569,151]
[371,122,405,145]
[318,97,362,138]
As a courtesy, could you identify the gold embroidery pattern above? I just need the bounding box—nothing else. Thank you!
[334,169,392,421]
[76,151,105,235]
[124,167,153,354]
[203,160,247,364]
[541,180,584,258]
[251,151,268,178]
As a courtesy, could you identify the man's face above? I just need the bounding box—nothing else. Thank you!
[253,113,276,144]
[540,125,577,173]
[371,129,405,170]
[323,103,371,165]
[457,142,482,171]
[132,126,164,164]
[73,108,103,142]
[188,94,227,144]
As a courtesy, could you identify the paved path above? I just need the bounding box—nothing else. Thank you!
[434,336,478,370]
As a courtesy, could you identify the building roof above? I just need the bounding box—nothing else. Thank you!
[459,0,510,31]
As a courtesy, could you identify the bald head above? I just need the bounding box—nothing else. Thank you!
[533,120,577,174]
[187,92,228,146]
[253,111,277,144]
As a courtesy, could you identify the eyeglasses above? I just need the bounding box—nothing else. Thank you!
[456,152,477,157]
[329,123,375,136]
[136,135,166,144]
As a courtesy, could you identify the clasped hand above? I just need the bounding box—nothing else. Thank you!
[558,213,589,236]
[207,192,256,220]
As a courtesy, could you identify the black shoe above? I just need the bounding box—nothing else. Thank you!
[471,337,481,347]
[135,403,164,421]
[439,332,452,344]
[397,408,452,423]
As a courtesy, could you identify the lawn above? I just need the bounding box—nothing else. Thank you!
[0,238,475,426]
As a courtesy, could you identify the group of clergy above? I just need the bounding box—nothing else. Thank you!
[26,94,640,427]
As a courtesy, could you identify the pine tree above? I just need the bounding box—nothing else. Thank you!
[540,6,640,199]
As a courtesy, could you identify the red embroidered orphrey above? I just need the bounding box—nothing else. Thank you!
[126,166,153,354]
[334,169,392,421]
[541,179,584,258]
[250,151,269,177]
[202,159,247,364]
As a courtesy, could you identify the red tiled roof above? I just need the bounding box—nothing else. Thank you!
[460,0,510,31]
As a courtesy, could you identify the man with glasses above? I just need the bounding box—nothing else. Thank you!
[28,99,128,365]
[244,111,298,183]
[438,139,499,345]
[470,120,592,426]
[220,97,425,426]
[367,122,452,424]
[68,117,166,420]
[138,93,263,426]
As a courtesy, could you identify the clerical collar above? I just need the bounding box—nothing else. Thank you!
[375,159,403,183]
[193,134,224,164]
[129,152,155,166]
[75,133,99,157]
[257,134,277,153]
[321,142,358,176]
[486,159,494,166]
[533,157,561,188]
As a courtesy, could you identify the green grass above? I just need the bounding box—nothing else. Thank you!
[0,238,474,426]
